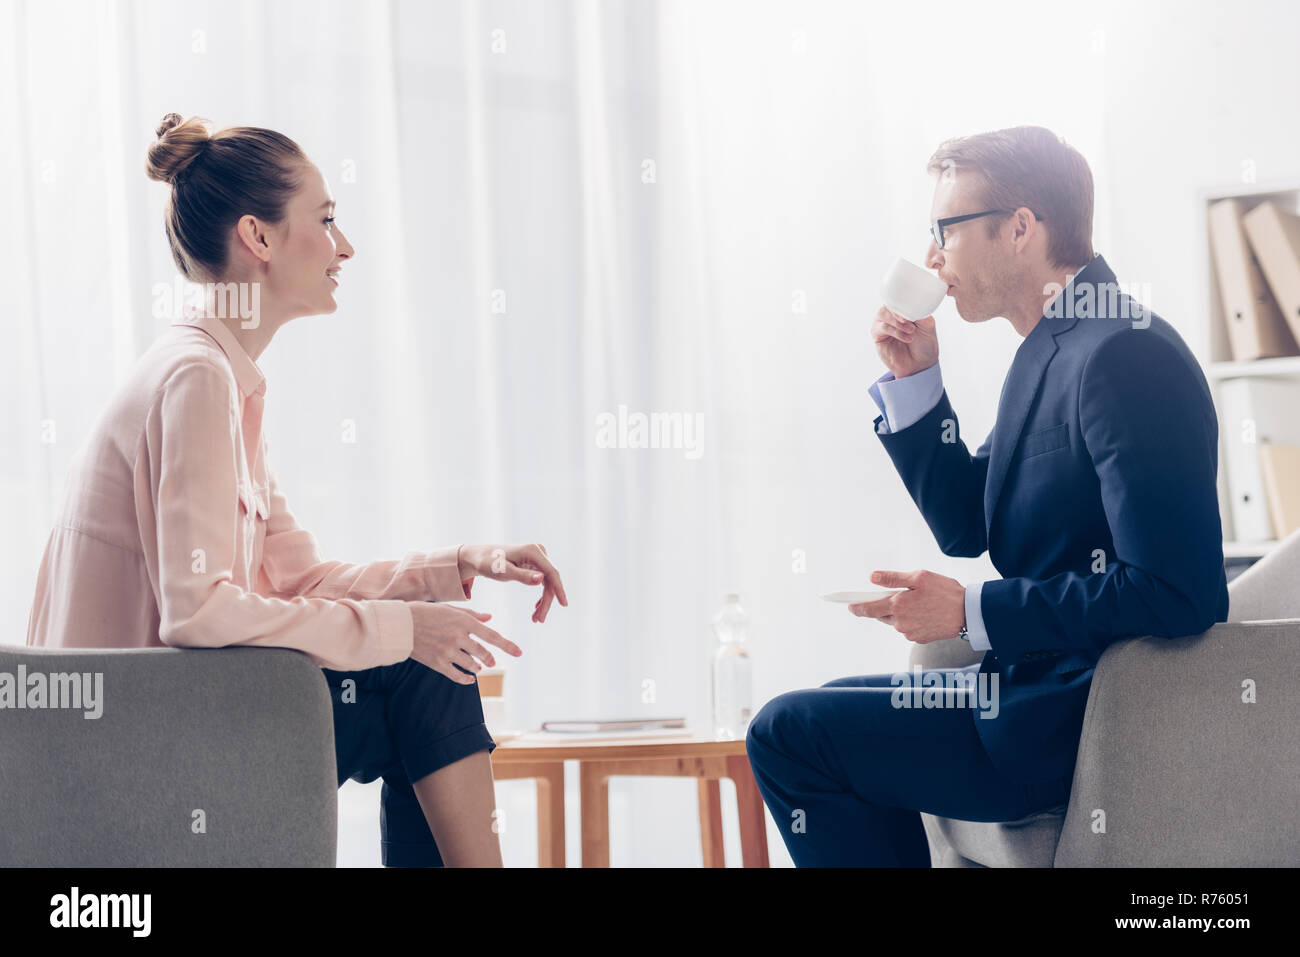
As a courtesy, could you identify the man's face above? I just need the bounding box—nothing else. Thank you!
[924,167,1013,324]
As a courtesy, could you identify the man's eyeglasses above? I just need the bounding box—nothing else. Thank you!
[930,208,1041,249]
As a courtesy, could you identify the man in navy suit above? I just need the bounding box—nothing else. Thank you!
[745,126,1228,866]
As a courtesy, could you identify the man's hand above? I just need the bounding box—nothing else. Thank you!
[456,543,569,623]
[871,306,939,380]
[848,569,965,644]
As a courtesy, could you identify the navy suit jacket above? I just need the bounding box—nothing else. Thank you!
[873,254,1229,784]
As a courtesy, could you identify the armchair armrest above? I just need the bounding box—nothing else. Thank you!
[0,645,338,866]
[908,634,985,670]
[1053,619,1300,866]
[1227,526,1300,621]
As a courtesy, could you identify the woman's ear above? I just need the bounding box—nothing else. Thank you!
[235,214,272,263]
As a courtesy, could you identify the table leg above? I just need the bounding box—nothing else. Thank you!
[698,778,726,867]
[728,753,770,868]
[534,763,565,868]
[579,763,610,867]
[490,759,567,868]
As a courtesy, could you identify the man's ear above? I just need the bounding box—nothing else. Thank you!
[1010,206,1039,250]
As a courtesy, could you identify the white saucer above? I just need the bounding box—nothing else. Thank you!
[820,588,906,603]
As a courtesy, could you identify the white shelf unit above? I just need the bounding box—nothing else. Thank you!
[1198,179,1300,560]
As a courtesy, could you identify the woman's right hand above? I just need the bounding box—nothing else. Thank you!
[409,602,522,685]
[871,306,939,379]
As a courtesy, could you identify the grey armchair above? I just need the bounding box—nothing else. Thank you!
[915,527,1300,867]
[0,645,337,866]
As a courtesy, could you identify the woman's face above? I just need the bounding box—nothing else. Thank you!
[258,162,354,318]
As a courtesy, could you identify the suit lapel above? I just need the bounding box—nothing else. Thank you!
[983,325,1061,540]
[982,254,1115,540]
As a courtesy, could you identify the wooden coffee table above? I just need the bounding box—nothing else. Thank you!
[489,732,769,867]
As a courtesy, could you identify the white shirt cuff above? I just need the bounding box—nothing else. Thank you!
[964,582,991,651]
[868,363,943,434]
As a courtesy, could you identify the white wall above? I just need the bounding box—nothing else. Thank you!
[1099,0,1300,358]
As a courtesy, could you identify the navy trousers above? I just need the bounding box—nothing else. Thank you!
[745,664,1074,866]
[322,658,497,867]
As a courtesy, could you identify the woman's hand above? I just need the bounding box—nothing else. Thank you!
[457,543,569,622]
[409,603,521,685]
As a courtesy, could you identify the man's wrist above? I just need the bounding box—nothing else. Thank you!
[896,361,938,380]
[954,577,968,640]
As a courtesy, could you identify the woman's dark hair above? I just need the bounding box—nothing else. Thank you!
[145,113,309,281]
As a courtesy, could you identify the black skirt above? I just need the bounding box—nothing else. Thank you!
[322,657,496,866]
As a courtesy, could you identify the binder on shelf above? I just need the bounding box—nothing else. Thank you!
[1218,378,1300,542]
[1208,198,1298,361]
[1242,201,1300,346]
[1259,444,1300,540]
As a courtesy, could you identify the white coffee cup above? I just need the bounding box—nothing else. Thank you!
[881,257,948,322]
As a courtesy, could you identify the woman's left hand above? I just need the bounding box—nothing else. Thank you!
[457,543,569,623]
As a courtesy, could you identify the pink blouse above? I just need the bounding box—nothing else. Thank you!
[26,314,471,672]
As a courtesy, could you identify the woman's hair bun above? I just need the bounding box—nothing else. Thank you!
[145,113,213,185]
[155,112,184,138]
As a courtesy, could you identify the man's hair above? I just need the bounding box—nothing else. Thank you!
[926,126,1094,270]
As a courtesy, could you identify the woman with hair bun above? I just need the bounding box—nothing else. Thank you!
[27,112,568,867]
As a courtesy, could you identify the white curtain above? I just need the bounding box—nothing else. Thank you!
[21,0,1262,866]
